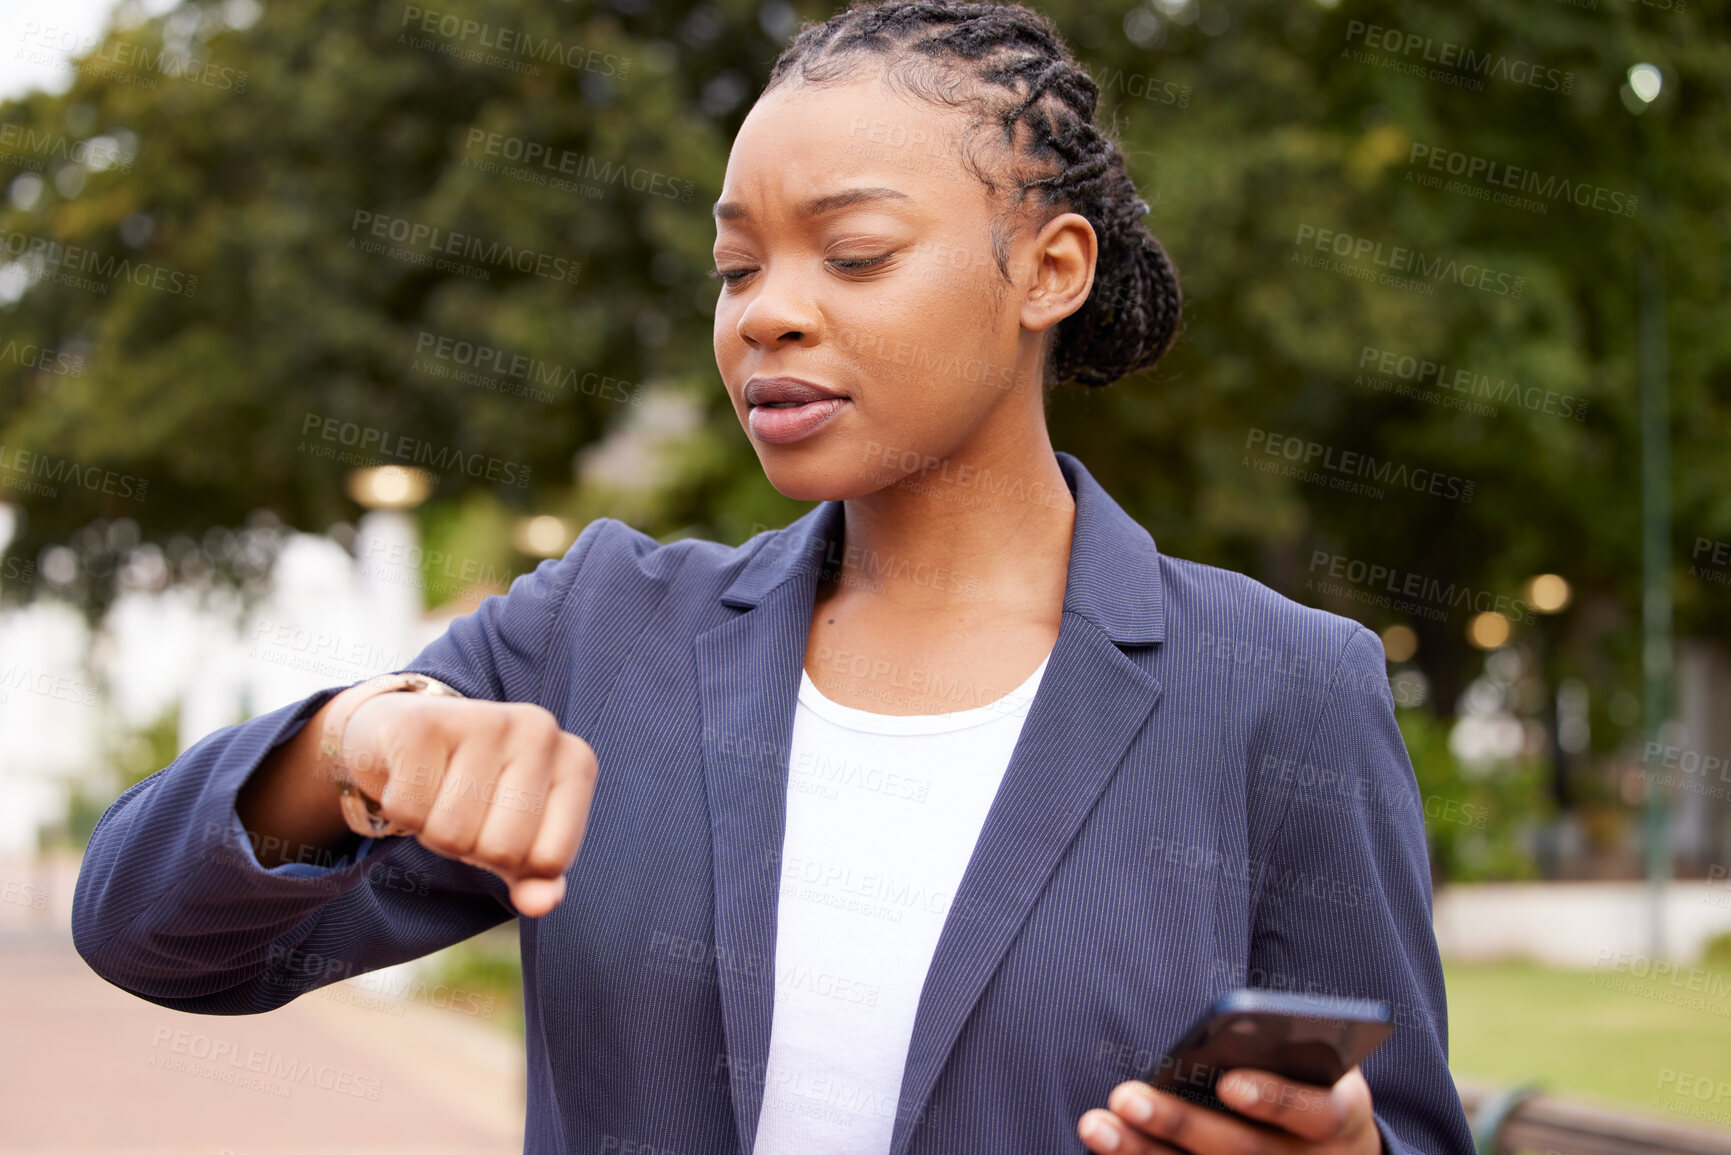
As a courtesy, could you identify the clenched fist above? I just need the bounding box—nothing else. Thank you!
[336,692,599,917]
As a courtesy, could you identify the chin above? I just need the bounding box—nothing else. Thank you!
[753,444,883,504]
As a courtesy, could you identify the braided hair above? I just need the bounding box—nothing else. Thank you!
[760,0,1182,389]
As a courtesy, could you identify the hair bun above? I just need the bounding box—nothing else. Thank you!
[1050,169,1183,388]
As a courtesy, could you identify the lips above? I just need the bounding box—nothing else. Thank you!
[744,376,849,407]
[744,376,851,445]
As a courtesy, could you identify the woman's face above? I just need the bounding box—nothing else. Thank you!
[711,70,1094,503]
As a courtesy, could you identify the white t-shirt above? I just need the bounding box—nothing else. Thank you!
[750,650,1053,1155]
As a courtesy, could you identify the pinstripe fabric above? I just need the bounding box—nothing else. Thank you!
[72,450,1475,1155]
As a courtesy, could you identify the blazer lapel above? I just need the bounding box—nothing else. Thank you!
[695,502,839,1155]
[886,622,1161,1155]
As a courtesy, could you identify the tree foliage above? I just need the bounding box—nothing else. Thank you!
[0,0,1725,754]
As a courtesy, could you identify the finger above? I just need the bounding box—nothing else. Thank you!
[469,721,559,878]
[367,726,452,832]
[340,694,445,820]
[1217,1067,1374,1146]
[1107,1081,1271,1155]
[1078,1108,1186,1155]
[508,874,567,918]
[519,733,598,883]
[416,738,508,860]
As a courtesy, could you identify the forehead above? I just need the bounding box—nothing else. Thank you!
[715,72,991,226]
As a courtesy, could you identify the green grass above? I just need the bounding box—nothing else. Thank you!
[416,940,1731,1129]
[1444,958,1731,1130]
[420,924,526,1038]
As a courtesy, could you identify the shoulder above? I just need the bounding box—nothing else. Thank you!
[1154,550,1386,698]
[539,515,790,610]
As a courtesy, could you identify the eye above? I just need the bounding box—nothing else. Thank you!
[708,266,756,286]
[709,253,893,286]
[830,253,893,272]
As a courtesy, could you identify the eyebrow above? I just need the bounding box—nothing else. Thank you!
[711,186,912,222]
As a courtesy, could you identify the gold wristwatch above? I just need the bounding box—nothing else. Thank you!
[318,671,465,838]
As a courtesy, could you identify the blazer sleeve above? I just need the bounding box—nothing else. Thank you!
[70,517,616,1014]
[1244,625,1476,1155]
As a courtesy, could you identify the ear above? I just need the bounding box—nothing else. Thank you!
[1017,210,1097,335]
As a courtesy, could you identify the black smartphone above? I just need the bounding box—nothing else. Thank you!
[1136,989,1393,1115]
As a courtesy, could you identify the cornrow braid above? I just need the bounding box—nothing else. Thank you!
[762,0,1182,389]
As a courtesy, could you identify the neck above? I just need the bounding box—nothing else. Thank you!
[827,436,1076,616]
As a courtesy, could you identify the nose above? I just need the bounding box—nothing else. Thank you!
[734,267,823,351]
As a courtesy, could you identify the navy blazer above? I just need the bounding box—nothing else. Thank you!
[73,450,1474,1155]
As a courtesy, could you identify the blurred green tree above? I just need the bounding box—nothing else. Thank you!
[0,0,1725,769]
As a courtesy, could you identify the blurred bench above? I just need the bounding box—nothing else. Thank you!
[1457,1080,1731,1155]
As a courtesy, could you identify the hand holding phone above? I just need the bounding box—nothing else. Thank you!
[1078,990,1392,1154]
[1138,989,1393,1116]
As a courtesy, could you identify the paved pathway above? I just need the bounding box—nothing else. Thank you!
[0,857,526,1155]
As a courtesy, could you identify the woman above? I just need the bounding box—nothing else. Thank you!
[72,2,1474,1154]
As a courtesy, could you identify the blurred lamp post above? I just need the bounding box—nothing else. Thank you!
[0,502,16,592]
[346,466,433,671]
[1523,574,1574,873]
[1626,61,1673,957]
